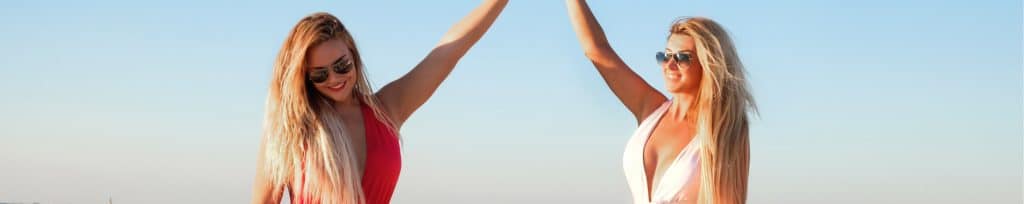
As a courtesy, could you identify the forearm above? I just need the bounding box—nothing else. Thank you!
[437,0,509,57]
[566,0,614,59]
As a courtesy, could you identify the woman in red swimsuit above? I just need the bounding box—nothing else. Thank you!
[251,1,508,203]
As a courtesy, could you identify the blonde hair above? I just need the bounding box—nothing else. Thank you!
[670,17,756,204]
[259,12,397,204]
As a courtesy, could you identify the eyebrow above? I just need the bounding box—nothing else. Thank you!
[311,55,350,69]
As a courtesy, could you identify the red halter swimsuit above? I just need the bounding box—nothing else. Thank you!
[294,103,402,204]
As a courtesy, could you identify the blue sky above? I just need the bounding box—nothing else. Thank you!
[1,0,1020,203]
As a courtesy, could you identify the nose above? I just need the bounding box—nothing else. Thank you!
[664,60,679,71]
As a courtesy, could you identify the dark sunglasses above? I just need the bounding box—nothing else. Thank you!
[308,57,355,84]
[656,51,692,64]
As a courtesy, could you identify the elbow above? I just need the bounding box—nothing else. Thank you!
[582,47,602,60]
[438,34,463,47]
[582,44,611,60]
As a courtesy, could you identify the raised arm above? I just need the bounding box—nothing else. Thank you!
[376,0,509,128]
[566,0,666,123]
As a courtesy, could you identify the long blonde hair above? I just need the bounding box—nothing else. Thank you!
[671,17,756,204]
[259,12,397,204]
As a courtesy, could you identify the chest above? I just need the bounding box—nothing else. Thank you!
[643,118,697,187]
[337,110,368,169]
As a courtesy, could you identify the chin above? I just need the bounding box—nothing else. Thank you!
[665,77,684,88]
[325,95,343,102]
[666,81,699,94]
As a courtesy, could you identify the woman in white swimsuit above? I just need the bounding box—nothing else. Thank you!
[566,1,756,203]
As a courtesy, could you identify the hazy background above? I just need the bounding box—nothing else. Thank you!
[1,0,1020,203]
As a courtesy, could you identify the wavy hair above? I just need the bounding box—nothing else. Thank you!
[259,12,397,204]
[670,17,757,204]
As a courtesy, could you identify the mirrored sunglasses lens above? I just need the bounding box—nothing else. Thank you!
[656,52,668,63]
[335,63,353,74]
[310,70,329,83]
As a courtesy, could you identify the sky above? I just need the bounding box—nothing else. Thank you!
[1,0,1021,203]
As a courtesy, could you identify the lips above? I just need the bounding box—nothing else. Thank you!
[327,80,347,91]
[665,72,682,80]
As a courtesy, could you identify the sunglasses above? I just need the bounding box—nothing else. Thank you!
[655,51,692,64]
[308,57,355,84]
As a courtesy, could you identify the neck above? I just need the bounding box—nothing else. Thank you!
[666,89,698,123]
[332,95,361,113]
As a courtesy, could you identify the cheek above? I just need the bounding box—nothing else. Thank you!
[343,72,359,91]
[688,64,702,76]
[345,72,358,86]
[687,65,703,83]
[313,84,331,94]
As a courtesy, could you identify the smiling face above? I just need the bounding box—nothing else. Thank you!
[306,39,359,103]
[662,34,704,94]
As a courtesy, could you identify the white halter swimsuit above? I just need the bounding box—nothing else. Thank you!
[622,100,702,204]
